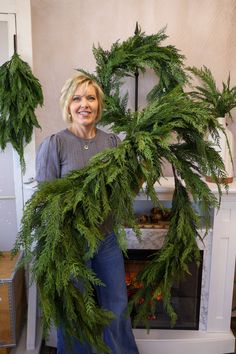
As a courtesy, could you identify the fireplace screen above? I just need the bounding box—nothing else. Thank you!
[125,249,203,330]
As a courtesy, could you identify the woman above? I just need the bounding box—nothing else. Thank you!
[36,73,139,354]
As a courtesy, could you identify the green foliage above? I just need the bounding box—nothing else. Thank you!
[78,27,188,132]
[13,88,226,352]
[13,28,227,352]
[0,53,43,171]
[188,66,236,119]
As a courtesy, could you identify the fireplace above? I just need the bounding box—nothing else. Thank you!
[44,178,235,354]
[120,178,236,354]
[125,249,203,330]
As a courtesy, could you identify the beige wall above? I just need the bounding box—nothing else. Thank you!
[31,0,236,175]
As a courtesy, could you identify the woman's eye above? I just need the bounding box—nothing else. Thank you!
[72,95,96,102]
[72,96,81,101]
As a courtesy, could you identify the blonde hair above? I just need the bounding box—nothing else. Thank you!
[60,73,104,123]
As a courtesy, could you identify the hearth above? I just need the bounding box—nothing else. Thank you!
[125,249,203,330]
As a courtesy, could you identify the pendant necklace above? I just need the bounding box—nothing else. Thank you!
[68,127,96,150]
[83,131,96,150]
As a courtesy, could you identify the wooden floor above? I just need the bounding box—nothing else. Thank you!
[40,342,56,354]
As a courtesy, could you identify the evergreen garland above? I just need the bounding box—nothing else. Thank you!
[78,26,188,131]
[13,28,227,353]
[0,53,43,171]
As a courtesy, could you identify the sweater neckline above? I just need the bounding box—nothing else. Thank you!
[65,128,100,142]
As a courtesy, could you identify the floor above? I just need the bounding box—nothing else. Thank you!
[40,342,56,354]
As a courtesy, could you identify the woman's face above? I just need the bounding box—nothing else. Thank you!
[68,84,99,128]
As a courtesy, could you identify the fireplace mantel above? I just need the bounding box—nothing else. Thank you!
[43,177,236,354]
[129,177,236,354]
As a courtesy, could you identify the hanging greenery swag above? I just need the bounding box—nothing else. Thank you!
[13,28,227,353]
[0,53,43,171]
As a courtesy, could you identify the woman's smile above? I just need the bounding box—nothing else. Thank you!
[78,110,92,116]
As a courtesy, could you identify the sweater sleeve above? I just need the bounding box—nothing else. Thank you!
[109,133,121,147]
[36,135,61,182]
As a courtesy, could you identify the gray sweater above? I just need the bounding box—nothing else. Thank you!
[36,128,120,181]
[36,128,120,234]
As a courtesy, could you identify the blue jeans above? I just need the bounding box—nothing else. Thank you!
[57,232,139,354]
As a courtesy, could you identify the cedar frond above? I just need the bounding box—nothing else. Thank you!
[0,53,43,171]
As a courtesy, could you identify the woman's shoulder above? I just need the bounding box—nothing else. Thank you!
[36,131,68,182]
[38,129,69,149]
[96,128,121,147]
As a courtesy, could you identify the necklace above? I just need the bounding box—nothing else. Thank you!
[68,127,96,150]
[68,128,94,150]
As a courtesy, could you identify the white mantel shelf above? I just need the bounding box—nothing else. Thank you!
[130,177,236,354]
[138,176,236,198]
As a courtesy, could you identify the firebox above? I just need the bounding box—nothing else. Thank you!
[125,249,203,330]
